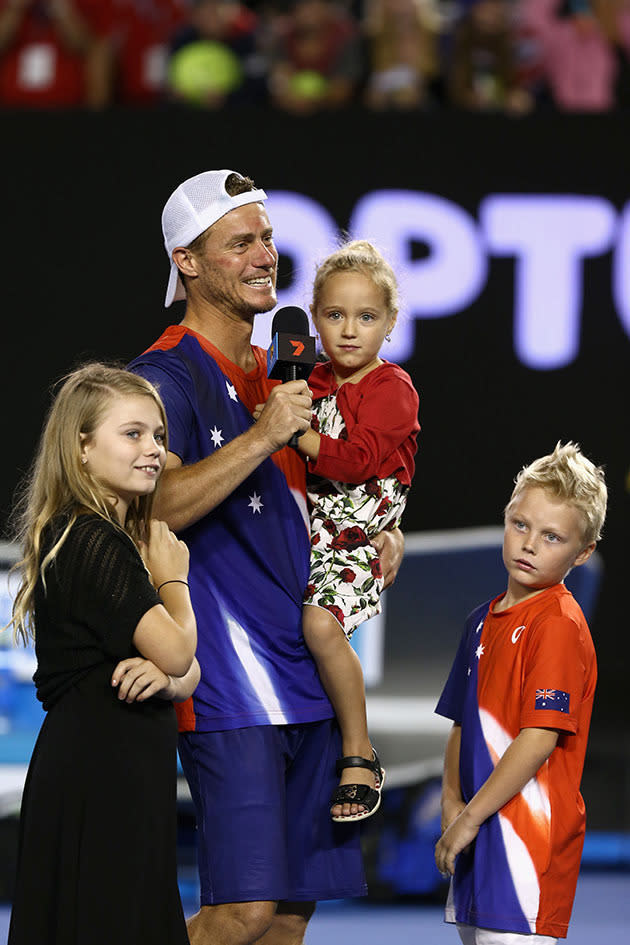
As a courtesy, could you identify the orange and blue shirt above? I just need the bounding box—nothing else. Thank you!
[130,325,333,732]
[436,583,597,939]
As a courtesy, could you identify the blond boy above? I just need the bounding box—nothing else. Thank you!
[435,442,607,945]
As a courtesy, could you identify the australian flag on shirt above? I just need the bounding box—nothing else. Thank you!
[536,688,570,712]
[129,327,333,733]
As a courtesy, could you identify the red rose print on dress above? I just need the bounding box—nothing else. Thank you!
[365,477,382,498]
[331,526,369,551]
[376,497,392,516]
[313,480,337,497]
[323,603,345,626]
[370,558,382,579]
[340,568,356,584]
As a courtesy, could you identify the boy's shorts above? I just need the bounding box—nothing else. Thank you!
[456,924,557,945]
[178,719,367,905]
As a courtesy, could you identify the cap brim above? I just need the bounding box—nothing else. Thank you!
[165,261,186,308]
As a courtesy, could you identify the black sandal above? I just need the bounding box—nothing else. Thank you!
[330,749,386,823]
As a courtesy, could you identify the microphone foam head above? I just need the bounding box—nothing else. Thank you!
[272,306,310,336]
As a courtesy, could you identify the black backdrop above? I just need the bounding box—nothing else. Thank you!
[2,108,629,738]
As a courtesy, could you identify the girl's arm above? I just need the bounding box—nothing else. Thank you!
[296,425,321,461]
[111,657,200,703]
[132,520,197,677]
[160,658,201,701]
[303,370,419,484]
[435,726,559,876]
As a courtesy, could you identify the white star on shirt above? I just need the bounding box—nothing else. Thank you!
[475,620,483,634]
[248,492,263,514]
[475,643,485,660]
[210,426,224,448]
[226,381,238,401]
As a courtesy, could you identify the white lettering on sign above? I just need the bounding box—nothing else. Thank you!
[481,195,616,369]
[613,201,630,338]
[250,189,627,369]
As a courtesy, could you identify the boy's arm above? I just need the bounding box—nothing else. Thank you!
[440,723,466,833]
[435,725,559,876]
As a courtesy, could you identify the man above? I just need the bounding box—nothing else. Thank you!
[129,169,403,945]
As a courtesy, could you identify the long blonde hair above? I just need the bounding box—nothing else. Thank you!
[8,363,168,646]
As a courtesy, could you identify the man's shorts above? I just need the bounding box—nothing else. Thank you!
[456,924,558,945]
[178,719,367,905]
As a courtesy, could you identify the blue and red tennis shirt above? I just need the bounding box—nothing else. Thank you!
[130,325,333,732]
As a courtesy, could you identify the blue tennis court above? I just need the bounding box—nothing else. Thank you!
[1,869,628,944]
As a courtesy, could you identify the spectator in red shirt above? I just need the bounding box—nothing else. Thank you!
[109,0,187,106]
[0,0,113,107]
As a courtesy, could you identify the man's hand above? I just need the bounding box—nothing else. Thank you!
[371,527,404,588]
[254,379,312,452]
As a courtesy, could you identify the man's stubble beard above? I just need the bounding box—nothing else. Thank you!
[201,273,277,324]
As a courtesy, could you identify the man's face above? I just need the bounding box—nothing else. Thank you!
[192,203,278,321]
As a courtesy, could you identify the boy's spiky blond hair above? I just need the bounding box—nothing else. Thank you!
[506,442,607,546]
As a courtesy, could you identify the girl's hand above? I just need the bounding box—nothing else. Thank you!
[138,519,189,590]
[111,657,171,703]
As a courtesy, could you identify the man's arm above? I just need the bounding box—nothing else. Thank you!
[154,380,312,532]
[371,527,404,588]
[435,726,559,876]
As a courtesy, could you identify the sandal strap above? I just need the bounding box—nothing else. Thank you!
[330,783,379,807]
[335,752,382,779]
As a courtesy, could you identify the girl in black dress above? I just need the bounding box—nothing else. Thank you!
[6,363,199,945]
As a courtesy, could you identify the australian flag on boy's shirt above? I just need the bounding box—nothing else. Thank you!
[535,688,570,712]
[129,325,333,733]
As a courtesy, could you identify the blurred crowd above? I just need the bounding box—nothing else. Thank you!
[1,0,630,112]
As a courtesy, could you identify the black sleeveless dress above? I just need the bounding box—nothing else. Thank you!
[8,515,189,945]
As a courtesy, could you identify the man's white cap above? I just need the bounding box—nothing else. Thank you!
[162,169,267,307]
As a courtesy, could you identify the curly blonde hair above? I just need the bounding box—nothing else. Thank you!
[8,363,167,645]
[505,442,607,546]
[311,239,399,320]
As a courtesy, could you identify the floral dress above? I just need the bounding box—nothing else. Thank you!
[304,390,409,638]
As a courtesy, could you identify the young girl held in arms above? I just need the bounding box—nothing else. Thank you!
[7,364,199,945]
[297,241,420,822]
